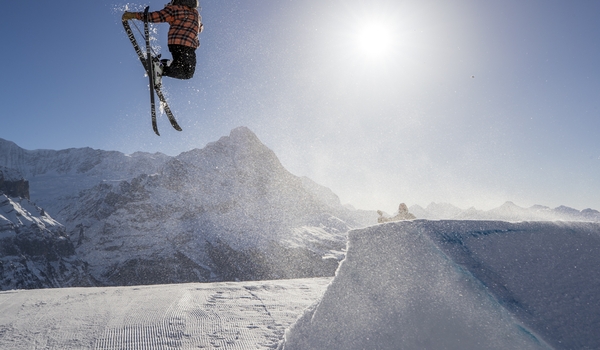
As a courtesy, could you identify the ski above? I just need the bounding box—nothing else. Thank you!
[122,8,182,135]
[144,7,159,135]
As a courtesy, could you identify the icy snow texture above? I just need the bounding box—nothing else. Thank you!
[281,220,600,350]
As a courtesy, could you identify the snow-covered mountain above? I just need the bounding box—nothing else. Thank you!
[0,138,171,214]
[0,128,375,288]
[2,166,90,290]
[0,192,90,290]
[410,201,600,222]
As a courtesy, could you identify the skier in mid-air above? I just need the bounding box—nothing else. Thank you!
[122,0,203,85]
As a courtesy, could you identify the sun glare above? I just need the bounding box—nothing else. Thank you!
[356,22,393,59]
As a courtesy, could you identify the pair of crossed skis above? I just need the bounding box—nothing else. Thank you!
[123,7,182,136]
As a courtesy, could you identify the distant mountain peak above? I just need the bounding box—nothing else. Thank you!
[229,126,261,143]
[0,138,18,148]
[218,126,270,155]
[500,201,519,208]
[177,126,284,179]
[414,201,600,222]
[205,126,262,150]
[555,205,577,211]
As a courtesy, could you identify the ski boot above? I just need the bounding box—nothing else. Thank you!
[151,57,163,88]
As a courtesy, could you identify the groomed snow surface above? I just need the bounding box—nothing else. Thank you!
[0,278,331,349]
[2,220,600,349]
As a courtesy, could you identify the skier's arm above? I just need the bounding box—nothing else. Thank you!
[121,12,136,21]
[130,8,175,24]
[121,7,174,22]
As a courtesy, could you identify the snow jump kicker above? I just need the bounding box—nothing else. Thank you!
[123,7,182,136]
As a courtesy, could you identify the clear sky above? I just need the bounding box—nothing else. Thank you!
[1,0,599,213]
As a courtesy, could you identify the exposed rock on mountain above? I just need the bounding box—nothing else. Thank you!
[0,166,29,199]
[0,194,91,290]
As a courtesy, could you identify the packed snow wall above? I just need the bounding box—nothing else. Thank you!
[281,220,600,350]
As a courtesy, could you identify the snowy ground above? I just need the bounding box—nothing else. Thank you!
[0,278,331,350]
[3,220,599,350]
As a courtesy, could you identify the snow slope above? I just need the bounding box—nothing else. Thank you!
[281,220,600,350]
[2,220,599,349]
[0,277,331,350]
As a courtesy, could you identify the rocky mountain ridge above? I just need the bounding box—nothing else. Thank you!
[0,193,91,290]
[0,128,373,289]
[2,128,598,290]
[0,166,29,199]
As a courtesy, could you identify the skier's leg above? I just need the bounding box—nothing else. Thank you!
[162,45,196,80]
[167,45,195,79]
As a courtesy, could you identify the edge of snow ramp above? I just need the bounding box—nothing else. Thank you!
[281,220,600,350]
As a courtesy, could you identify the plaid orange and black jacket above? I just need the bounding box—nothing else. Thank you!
[134,5,201,49]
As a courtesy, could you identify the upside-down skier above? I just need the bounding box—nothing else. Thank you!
[122,0,204,86]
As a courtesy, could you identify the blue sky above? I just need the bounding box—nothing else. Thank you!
[1,0,599,212]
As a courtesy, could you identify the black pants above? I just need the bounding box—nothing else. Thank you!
[163,44,196,80]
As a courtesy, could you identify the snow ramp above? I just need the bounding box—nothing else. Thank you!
[280,220,600,350]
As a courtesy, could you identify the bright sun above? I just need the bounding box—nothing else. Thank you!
[356,22,394,59]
